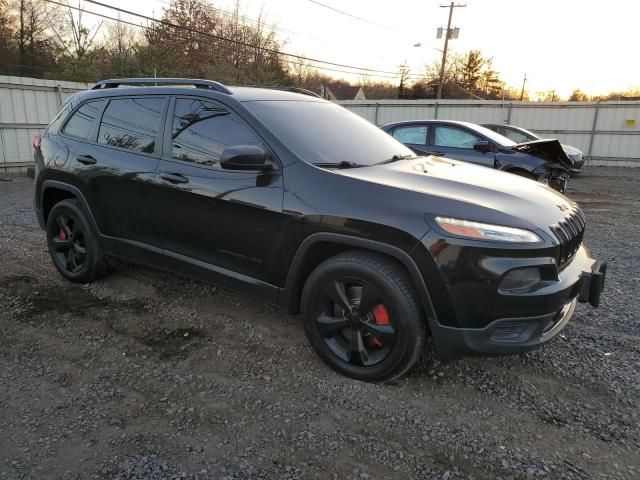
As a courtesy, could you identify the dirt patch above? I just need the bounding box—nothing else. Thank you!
[137,327,207,359]
[0,274,147,319]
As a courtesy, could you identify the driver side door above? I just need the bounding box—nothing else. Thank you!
[153,96,285,296]
[428,124,496,167]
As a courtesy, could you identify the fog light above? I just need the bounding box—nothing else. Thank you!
[499,267,541,292]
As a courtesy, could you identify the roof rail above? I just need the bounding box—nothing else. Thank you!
[247,85,322,98]
[91,78,233,95]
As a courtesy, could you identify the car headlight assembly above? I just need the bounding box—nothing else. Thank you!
[435,217,542,243]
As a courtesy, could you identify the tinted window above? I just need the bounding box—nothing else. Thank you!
[392,125,428,145]
[244,101,413,166]
[171,98,262,167]
[434,126,481,149]
[62,100,103,140]
[98,98,165,154]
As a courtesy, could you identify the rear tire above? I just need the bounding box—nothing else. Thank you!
[301,250,427,382]
[46,199,104,283]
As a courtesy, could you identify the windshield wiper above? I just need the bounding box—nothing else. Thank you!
[375,154,417,166]
[313,161,363,169]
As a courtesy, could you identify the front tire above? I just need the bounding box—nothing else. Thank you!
[301,250,427,382]
[46,199,104,283]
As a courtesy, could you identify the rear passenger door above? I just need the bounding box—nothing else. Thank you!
[154,96,285,285]
[73,95,168,246]
[429,124,495,167]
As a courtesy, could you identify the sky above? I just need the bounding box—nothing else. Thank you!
[96,0,640,98]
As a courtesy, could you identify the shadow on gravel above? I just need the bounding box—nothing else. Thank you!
[136,327,206,359]
[1,274,147,319]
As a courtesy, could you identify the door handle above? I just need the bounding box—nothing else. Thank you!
[76,154,97,165]
[160,172,189,184]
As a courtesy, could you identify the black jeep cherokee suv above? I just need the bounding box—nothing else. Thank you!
[33,78,607,382]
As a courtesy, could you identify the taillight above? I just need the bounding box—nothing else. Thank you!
[32,134,41,149]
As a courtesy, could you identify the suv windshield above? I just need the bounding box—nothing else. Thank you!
[244,100,414,166]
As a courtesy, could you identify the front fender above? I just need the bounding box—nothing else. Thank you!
[278,232,437,323]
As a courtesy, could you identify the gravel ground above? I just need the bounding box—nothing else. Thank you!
[0,167,639,480]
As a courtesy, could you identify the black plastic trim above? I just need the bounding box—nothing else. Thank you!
[279,232,437,323]
[39,180,100,234]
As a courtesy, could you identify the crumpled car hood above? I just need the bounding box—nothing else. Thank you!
[510,139,573,169]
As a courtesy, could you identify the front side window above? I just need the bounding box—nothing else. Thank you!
[503,128,533,144]
[98,98,165,154]
[392,125,428,145]
[434,126,481,149]
[171,98,262,167]
[62,100,103,140]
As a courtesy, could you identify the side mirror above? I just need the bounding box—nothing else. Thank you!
[220,145,271,171]
[473,140,492,153]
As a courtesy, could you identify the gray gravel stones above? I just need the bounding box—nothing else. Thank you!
[1,168,639,479]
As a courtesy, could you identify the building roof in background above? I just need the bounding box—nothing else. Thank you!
[323,83,363,100]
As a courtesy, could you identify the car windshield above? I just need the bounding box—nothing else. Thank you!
[511,126,541,140]
[244,100,414,166]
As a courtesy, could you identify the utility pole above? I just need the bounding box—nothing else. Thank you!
[519,73,527,101]
[437,2,466,99]
[398,62,410,99]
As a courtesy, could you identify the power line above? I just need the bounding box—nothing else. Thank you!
[42,0,425,81]
[84,0,415,77]
[152,0,325,43]
[306,0,398,32]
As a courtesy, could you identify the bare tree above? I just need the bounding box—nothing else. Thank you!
[7,0,62,76]
[55,0,101,60]
[102,19,139,76]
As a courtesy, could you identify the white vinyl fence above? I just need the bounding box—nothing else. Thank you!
[1,76,639,168]
[338,99,640,166]
[0,76,90,170]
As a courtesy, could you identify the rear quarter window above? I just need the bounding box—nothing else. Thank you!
[61,100,104,140]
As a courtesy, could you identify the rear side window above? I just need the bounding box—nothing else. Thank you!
[392,125,428,145]
[171,98,262,167]
[62,100,103,140]
[98,98,165,154]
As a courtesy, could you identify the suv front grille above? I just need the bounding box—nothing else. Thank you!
[551,206,585,266]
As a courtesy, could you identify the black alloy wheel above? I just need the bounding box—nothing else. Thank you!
[302,250,427,382]
[314,277,396,367]
[46,199,104,283]
[51,213,87,274]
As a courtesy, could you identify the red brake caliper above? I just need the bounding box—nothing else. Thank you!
[370,304,390,347]
[59,228,67,241]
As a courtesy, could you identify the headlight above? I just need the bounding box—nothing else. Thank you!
[435,217,542,243]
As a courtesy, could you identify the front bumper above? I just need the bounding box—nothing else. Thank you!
[422,244,606,359]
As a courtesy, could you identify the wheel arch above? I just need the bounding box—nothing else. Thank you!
[279,233,437,322]
[41,180,100,234]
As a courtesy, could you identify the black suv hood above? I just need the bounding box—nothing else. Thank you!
[337,156,576,234]
[510,139,573,168]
